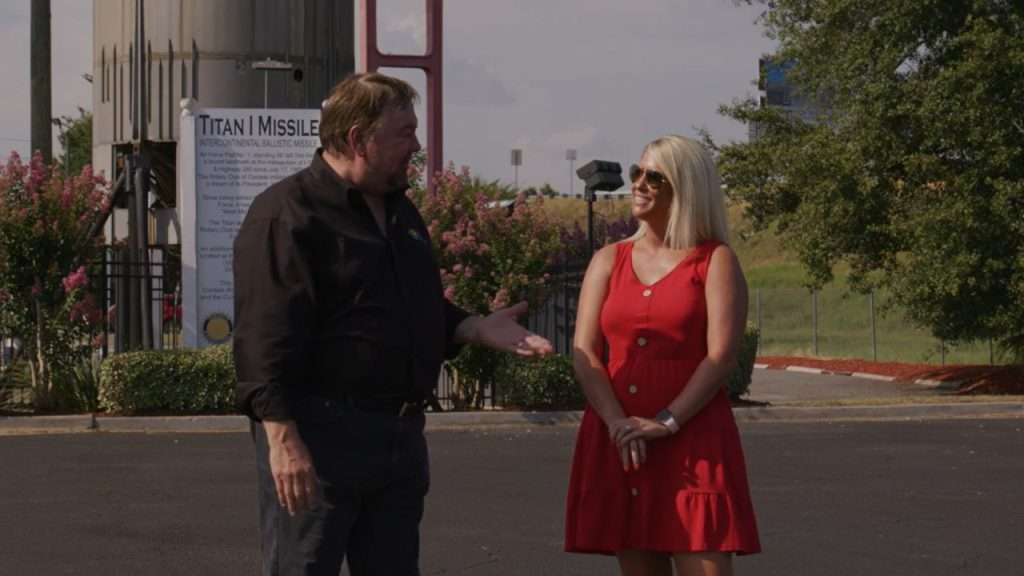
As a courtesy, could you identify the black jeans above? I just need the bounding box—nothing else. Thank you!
[252,397,430,576]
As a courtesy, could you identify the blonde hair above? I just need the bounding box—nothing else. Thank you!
[628,135,730,249]
[320,73,419,152]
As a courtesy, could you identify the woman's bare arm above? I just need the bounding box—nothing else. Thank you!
[665,245,748,425]
[572,244,628,427]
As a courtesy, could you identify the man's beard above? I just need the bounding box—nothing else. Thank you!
[384,164,410,191]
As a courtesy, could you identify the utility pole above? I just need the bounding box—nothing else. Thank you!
[133,0,154,350]
[31,0,52,162]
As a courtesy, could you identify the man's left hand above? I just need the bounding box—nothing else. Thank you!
[462,301,554,356]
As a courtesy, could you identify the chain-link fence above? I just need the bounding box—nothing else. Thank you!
[750,286,1003,365]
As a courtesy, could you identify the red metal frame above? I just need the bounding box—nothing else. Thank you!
[360,0,444,190]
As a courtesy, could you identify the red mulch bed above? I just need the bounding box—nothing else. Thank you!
[758,355,1024,395]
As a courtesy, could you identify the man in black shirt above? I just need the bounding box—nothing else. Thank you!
[233,73,552,575]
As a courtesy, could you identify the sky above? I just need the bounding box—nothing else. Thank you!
[0,1,93,160]
[0,0,777,193]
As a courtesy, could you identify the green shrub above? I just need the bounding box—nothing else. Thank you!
[728,325,760,399]
[51,355,102,412]
[494,353,583,411]
[98,344,236,414]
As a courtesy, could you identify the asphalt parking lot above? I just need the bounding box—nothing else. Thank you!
[0,417,1021,575]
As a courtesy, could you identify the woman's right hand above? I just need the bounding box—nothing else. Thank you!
[608,417,647,471]
[607,417,633,445]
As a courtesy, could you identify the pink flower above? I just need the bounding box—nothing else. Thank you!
[444,286,456,300]
[60,183,74,209]
[62,266,88,294]
[69,296,102,325]
[27,151,47,193]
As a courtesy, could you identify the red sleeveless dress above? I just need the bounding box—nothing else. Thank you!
[565,240,761,555]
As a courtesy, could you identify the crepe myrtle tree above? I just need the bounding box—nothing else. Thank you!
[0,151,110,409]
[407,160,563,407]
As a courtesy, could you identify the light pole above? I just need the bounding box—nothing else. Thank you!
[252,58,294,109]
[510,148,523,190]
[566,148,577,197]
[576,160,624,255]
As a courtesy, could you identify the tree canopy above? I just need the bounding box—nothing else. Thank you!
[714,0,1024,356]
[55,109,92,177]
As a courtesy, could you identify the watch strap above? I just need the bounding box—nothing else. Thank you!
[656,408,680,434]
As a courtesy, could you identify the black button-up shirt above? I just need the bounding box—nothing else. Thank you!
[232,150,470,422]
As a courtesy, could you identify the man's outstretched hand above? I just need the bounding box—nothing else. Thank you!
[457,301,554,356]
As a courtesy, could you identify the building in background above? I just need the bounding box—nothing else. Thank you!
[748,57,823,141]
[92,0,354,242]
[90,0,354,351]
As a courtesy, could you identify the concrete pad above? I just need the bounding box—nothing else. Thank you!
[785,365,825,374]
[852,371,896,381]
[915,378,964,390]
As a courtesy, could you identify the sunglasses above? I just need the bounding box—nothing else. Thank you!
[628,164,668,189]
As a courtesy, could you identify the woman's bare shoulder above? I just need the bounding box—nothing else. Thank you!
[588,241,624,275]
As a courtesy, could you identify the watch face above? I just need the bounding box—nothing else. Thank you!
[656,409,678,432]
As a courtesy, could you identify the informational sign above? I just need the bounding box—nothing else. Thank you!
[179,104,320,347]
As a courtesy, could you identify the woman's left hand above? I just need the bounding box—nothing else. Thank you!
[615,416,673,447]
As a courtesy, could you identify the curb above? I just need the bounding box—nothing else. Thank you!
[759,364,965,391]
[1,402,1022,434]
[0,412,587,435]
[733,401,1023,423]
[761,363,886,380]
[424,411,583,430]
[94,415,249,433]
[0,414,95,434]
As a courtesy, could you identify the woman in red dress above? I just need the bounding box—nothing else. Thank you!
[565,135,761,575]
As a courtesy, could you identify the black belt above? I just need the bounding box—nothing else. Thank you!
[345,396,425,417]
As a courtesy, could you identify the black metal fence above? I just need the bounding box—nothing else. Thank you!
[526,263,586,356]
[3,246,582,412]
[431,259,586,411]
[94,245,182,356]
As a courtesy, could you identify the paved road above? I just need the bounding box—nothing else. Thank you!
[1,418,1021,575]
